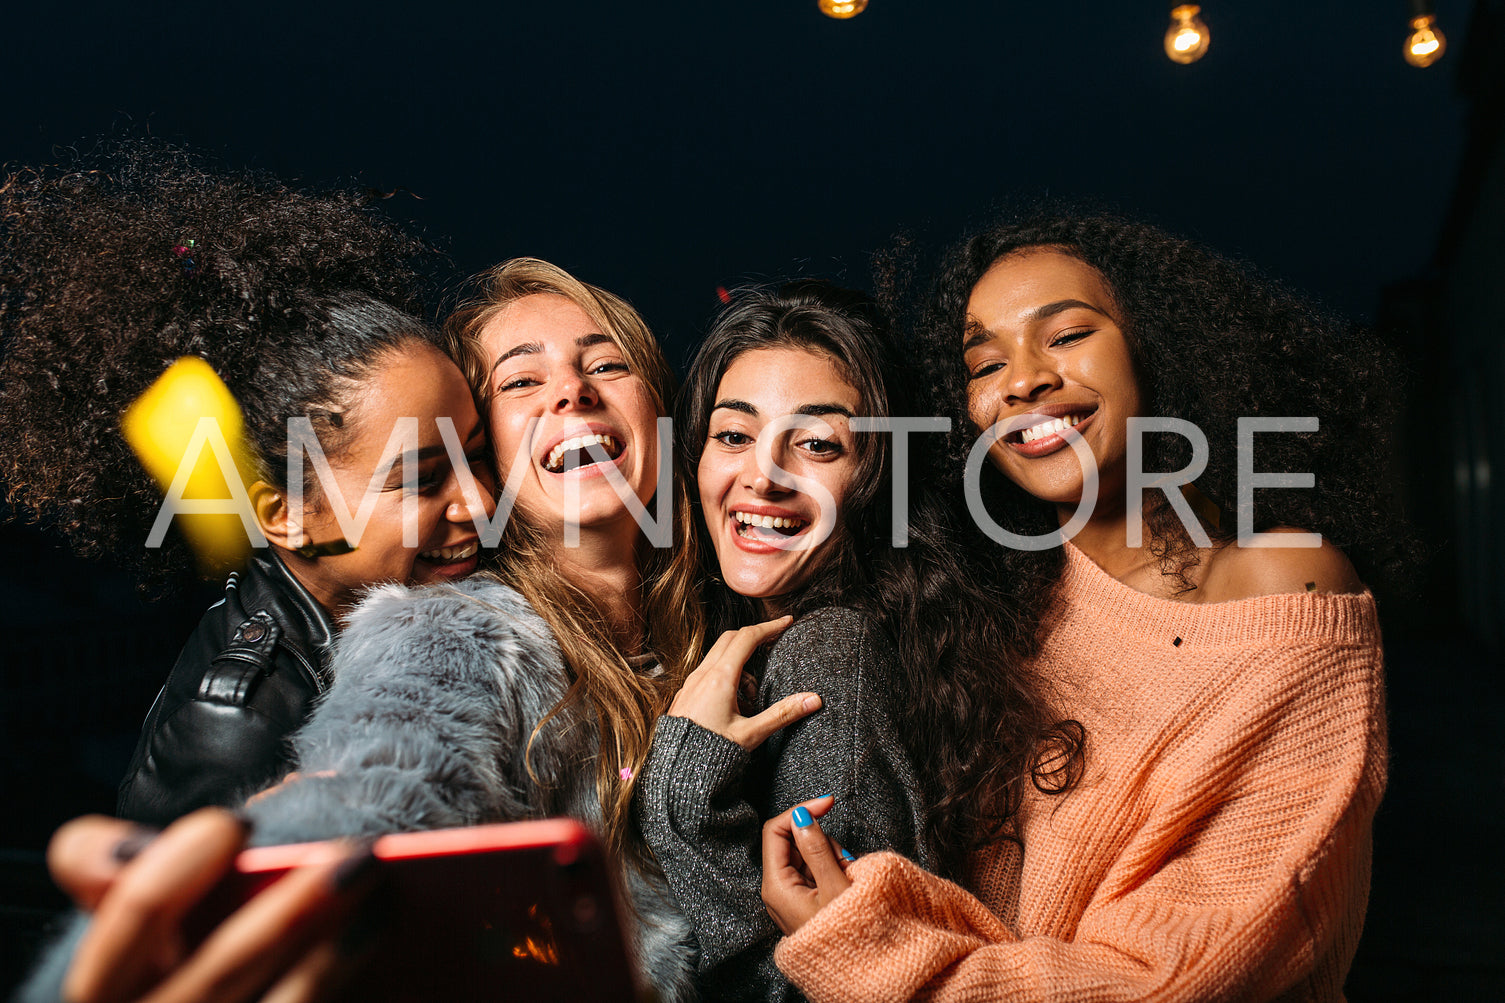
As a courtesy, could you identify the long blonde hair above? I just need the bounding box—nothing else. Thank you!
[445,258,705,864]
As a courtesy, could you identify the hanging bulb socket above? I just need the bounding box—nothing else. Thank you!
[1404,13,1446,67]
[819,0,868,19]
[1164,4,1210,64]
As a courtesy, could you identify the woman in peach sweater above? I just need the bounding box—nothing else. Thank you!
[762,213,1400,1002]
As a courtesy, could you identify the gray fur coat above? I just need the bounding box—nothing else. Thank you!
[242,574,698,1002]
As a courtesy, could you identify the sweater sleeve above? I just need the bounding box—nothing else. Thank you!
[242,576,573,846]
[775,638,1386,1003]
[638,608,933,1003]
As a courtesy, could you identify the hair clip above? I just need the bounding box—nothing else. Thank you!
[292,538,356,559]
[172,238,198,277]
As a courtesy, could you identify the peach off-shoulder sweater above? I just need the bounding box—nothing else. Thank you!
[776,543,1387,1002]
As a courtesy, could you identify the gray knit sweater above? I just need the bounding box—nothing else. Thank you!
[636,607,936,1003]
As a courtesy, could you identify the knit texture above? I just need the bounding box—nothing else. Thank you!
[638,607,936,1003]
[776,544,1387,1003]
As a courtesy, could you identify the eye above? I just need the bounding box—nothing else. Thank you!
[968,361,1005,381]
[413,465,449,492]
[711,429,752,448]
[588,360,630,376]
[799,437,844,458]
[1050,329,1091,348]
[497,375,539,392]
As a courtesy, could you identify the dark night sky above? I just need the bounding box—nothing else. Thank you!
[1,1,1474,365]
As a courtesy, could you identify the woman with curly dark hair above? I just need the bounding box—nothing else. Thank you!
[636,280,1075,1002]
[763,212,1396,1002]
[0,140,496,827]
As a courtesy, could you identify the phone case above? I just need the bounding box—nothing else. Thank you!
[190,819,642,1002]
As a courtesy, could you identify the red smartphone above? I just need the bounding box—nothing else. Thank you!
[188,819,641,1002]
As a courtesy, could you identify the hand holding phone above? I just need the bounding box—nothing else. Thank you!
[47,808,369,1003]
[188,818,640,1003]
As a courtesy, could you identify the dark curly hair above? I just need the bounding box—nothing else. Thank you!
[0,138,455,590]
[915,209,1410,589]
[681,280,1081,875]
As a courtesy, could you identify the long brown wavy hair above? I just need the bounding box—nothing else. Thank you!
[444,258,705,865]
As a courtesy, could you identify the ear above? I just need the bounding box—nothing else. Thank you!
[250,481,301,550]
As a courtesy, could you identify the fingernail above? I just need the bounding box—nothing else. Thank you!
[110,826,160,863]
[332,840,380,891]
[814,794,833,801]
[841,848,856,862]
[802,695,820,712]
[792,806,813,828]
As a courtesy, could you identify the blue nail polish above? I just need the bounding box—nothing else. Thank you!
[841,849,856,861]
[792,806,813,828]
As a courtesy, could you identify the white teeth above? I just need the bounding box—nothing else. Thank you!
[544,433,620,472]
[732,511,807,532]
[420,542,479,562]
[1019,413,1086,444]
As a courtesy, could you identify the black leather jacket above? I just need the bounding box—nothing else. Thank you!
[116,551,336,826]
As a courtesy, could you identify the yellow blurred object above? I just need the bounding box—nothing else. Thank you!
[1403,14,1446,68]
[1164,5,1210,64]
[818,0,868,19]
[121,356,262,573]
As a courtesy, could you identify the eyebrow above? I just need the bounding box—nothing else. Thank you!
[963,299,1114,350]
[399,418,488,466]
[712,399,856,419]
[490,332,616,372]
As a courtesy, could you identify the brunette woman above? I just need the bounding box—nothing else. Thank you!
[637,282,934,1002]
[763,212,1398,1003]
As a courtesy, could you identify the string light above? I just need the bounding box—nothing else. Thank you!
[818,0,868,19]
[1403,11,1447,67]
[1164,4,1210,64]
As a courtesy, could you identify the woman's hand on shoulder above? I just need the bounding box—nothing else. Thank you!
[48,808,376,1003]
[1201,529,1364,601]
[668,616,822,751]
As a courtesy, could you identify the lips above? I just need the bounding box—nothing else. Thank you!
[1002,404,1098,458]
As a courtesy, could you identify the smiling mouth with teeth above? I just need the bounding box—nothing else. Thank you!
[419,541,479,563]
[1009,411,1093,444]
[543,433,623,473]
[733,511,809,538]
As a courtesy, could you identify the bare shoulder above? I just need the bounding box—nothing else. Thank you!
[1198,528,1364,602]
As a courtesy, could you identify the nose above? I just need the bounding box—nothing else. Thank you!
[446,463,498,521]
[742,442,792,497]
[552,372,599,412]
[1004,347,1063,403]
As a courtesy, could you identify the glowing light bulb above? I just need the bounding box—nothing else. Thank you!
[1404,14,1446,68]
[1164,4,1210,64]
[819,0,868,19]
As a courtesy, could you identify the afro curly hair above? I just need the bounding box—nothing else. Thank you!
[0,137,448,591]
